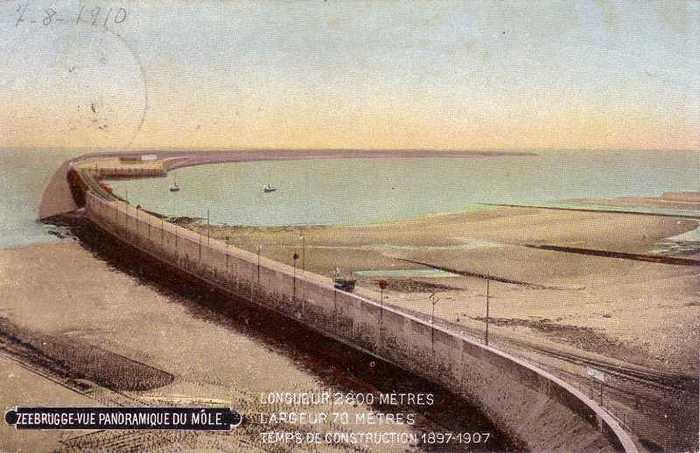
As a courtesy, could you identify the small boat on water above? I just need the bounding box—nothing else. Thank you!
[263,183,277,193]
[169,176,180,192]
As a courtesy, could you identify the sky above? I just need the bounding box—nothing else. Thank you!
[0,0,698,151]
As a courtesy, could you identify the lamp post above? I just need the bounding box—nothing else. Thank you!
[225,243,230,277]
[292,252,299,303]
[377,280,388,309]
[377,279,388,349]
[429,292,440,349]
[485,278,490,346]
[429,292,440,326]
[125,192,129,239]
[299,234,305,271]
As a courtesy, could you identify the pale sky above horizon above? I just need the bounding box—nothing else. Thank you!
[1,0,698,151]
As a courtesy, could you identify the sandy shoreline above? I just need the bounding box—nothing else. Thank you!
[187,204,699,371]
[0,233,512,452]
[8,181,700,450]
[179,200,699,450]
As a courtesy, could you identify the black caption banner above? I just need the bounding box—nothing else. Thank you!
[5,407,242,430]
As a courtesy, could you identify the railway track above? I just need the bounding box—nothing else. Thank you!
[384,302,698,396]
[381,301,698,450]
[384,257,698,395]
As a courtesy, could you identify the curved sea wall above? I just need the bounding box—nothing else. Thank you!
[38,159,80,220]
[81,180,637,452]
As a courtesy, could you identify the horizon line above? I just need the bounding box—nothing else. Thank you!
[3,146,699,153]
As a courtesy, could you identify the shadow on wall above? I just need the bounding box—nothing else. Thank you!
[81,191,637,453]
[62,214,519,452]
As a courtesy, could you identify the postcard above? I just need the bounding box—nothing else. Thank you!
[1,1,698,452]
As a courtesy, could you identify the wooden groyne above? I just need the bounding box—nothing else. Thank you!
[480,202,700,220]
[524,244,700,266]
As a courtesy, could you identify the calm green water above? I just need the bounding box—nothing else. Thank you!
[2,149,699,248]
[108,150,700,227]
[0,149,78,248]
[353,269,462,278]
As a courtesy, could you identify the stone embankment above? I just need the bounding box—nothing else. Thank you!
[60,154,639,453]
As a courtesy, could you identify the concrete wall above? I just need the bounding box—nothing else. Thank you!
[85,192,637,453]
[38,160,79,220]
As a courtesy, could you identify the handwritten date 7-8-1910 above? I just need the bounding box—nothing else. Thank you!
[15,3,128,29]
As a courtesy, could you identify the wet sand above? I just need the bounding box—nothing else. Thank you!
[189,205,699,372]
[0,224,514,452]
[185,202,699,451]
[0,356,97,452]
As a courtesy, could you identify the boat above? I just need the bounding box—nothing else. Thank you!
[169,176,180,192]
[263,184,277,193]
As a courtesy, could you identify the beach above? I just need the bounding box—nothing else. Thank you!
[6,145,699,450]
[0,234,512,452]
[181,199,699,450]
[187,203,699,372]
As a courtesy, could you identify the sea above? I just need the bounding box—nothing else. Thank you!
[1,148,698,249]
